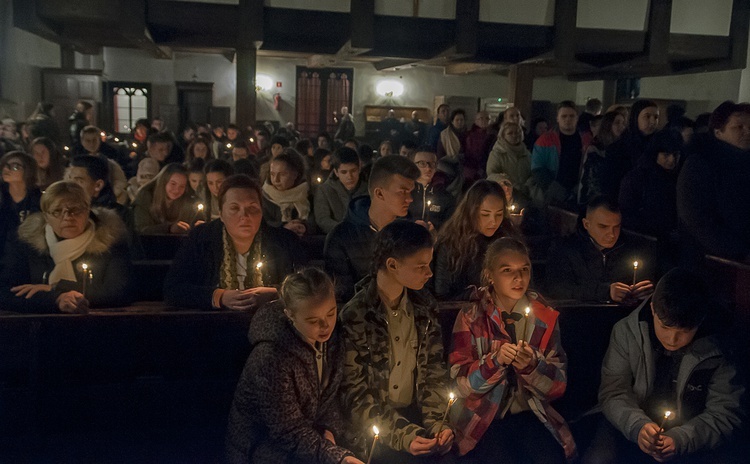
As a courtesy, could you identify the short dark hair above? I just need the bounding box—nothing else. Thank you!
[400,140,417,151]
[204,159,234,177]
[80,125,101,137]
[586,195,620,215]
[709,100,750,132]
[344,138,360,149]
[449,109,466,123]
[585,98,602,113]
[70,155,109,182]
[331,147,360,170]
[652,268,708,329]
[218,174,262,210]
[372,220,434,273]
[231,139,249,151]
[411,145,436,161]
[270,135,289,148]
[368,155,420,194]
[147,132,173,146]
[186,157,206,174]
[558,100,578,112]
[436,103,449,113]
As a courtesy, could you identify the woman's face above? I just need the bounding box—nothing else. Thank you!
[715,112,750,150]
[270,160,298,191]
[502,124,523,145]
[320,154,332,171]
[32,144,50,169]
[193,142,209,159]
[287,292,337,345]
[45,198,90,240]
[505,108,521,126]
[476,194,505,237]
[414,151,437,185]
[165,173,188,201]
[656,152,679,171]
[379,142,392,157]
[451,114,465,131]
[637,107,659,135]
[534,120,548,136]
[1,157,25,185]
[271,143,284,158]
[188,172,204,193]
[486,249,531,307]
[612,114,627,138]
[221,187,263,243]
[206,172,226,198]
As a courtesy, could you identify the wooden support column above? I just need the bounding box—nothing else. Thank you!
[647,0,672,64]
[602,79,617,107]
[236,0,263,128]
[236,48,257,130]
[508,64,534,122]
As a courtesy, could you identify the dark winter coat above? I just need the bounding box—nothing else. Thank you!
[0,208,132,313]
[226,301,353,464]
[544,224,651,302]
[677,134,750,263]
[433,232,505,301]
[323,196,376,302]
[313,176,368,234]
[619,159,678,238]
[163,219,306,309]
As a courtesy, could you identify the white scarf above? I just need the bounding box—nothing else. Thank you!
[262,182,310,223]
[45,220,96,285]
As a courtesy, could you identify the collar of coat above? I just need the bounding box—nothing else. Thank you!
[17,207,126,256]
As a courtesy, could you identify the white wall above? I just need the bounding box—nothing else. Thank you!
[0,0,61,121]
[639,70,743,115]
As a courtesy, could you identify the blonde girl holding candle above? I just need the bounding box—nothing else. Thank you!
[226,268,364,464]
[449,237,575,463]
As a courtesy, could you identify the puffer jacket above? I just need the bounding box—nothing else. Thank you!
[226,301,353,464]
[314,175,368,235]
[339,276,451,457]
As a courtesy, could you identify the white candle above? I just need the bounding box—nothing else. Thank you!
[81,263,89,296]
[366,426,379,464]
[633,261,639,285]
[658,410,672,433]
[435,392,456,437]
[518,307,531,345]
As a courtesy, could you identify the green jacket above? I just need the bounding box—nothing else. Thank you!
[339,276,452,457]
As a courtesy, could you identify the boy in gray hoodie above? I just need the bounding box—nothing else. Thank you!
[584,268,745,463]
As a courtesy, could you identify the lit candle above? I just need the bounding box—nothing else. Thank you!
[633,261,639,285]
[366,425,379,464]
[63,145,70,151]
[81,263,89,296]
[434,392,456,438]
[256,261,263,270]
[510,204,516,213]
[518,307,531,345]
[114,137,120,142]
[193,203,204,223]
[100,131,106,138]
[423,200,432,221]
[316,177,322,183]
[226,143,233,149]
[249,137,255,143]
[658,410,672,433]
[131,142,138,148]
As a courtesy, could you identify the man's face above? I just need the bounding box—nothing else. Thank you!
[232,147,249,161]
[66,167,101,199]
[375,174,414,218]
[582,207,621,249]
[148,141,170,162]
[437,105,450,123]
[227,128,239,141]
[388,247,434,291]
[334,162,360,191]
[651,305,698,351]
[715,112,750,150]
[475,112,490,129]
[557,107,579,135]
[81,132,101,154]
[399,145,414,158]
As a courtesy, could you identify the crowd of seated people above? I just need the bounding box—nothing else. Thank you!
[0,98,748,464]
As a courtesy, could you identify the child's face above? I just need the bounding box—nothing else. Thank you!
[651,305,698,351]
[486,250,531,305]
[388,247,433,291]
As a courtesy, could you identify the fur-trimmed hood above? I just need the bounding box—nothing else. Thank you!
[17,207,127,256]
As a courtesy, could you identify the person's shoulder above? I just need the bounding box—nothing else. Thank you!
[535,131,559,146]
[262,222,298,245]
[187,218,223,242]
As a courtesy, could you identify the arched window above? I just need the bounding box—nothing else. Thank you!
[113,86,149,132]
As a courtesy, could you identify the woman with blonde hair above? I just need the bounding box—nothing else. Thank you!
[132,163,196,234]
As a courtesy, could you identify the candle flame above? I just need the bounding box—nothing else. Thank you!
[524,307,530,317]
[64,146,70,151]
[100,132,106,137]
[81,263,88,271]
[633,261,639,269]
[249,137,255,143]
[114,137,120,142]
[664,410,671,419]
[372,425,379,436]
[226,143,232,149]
[427,200,432,206]
[510,204,516,212]
[317,177,322,183]
[256,262,263,269]
[197,203,204,211]
[132,142,137,148]
[449,392,455,400]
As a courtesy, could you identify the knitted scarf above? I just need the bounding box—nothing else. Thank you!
[45,220,96,286]
[219,226,264,290]
[440,126,462,158]
[262,182,310,223]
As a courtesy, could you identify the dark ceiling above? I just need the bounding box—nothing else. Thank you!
[12,0,750,80]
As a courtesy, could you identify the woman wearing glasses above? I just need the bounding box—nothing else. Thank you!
[0,181,132,313]
[1,151,42,225]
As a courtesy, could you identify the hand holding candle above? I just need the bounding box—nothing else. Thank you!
[193,203,205,224]
[658,410,672,433]
[518,307,531,345]
[434,392,455,438]
[365,426,379,464]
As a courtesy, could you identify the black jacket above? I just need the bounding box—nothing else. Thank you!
[323,196,376,303]
[432,233,501,301]
[677,134,750,263]
[163,219,306,309]
[408,181,455,230]
[0,208,133,313]
[226,301,352,464]
[544,224,651,302]
[619,160,678,238]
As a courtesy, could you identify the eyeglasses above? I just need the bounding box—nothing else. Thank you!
[3,162,23,172]
[415,161,436,168]
[46,206,87,219]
